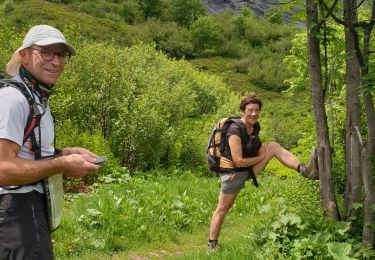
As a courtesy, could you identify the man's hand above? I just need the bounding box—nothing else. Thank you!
[60,154,100,178]
[61,147,97,157]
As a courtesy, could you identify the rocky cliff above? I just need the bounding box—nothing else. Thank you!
[204,0,293,21]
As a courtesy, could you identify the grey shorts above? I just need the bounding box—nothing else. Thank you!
[220,170,250,194]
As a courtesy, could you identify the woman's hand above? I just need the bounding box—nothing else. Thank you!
[256,144,267,160]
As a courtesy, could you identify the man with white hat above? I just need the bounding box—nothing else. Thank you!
[0,25,100,259]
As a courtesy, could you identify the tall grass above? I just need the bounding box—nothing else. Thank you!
[52,168,322,259]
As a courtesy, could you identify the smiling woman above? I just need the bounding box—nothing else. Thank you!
[208,94,319,250]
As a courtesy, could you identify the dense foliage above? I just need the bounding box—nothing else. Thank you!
[0,1,307,179]
[53,39,238,173]
[1,1,296,92]
[283,9,375,193]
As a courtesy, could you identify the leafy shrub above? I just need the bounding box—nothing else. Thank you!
[243,18,268,47]
[265,6,284,24]
[246,47,291,92]
[0,26,21,71]
[169,0,206,26]
[55,120,118,189]
[138,0,162,19]
[52,40,237,172]
[233,6,257,38]
[4,0,15,13]
[69,0,143,24]
[190,16,223,56]
[216,40,250,58]
[158,26,194,58]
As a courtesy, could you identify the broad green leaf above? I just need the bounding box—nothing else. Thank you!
[309,232,331,243]
[327,242,354,260]
[335,221,351,235]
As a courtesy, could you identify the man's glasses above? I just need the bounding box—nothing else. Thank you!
[30,48,71,64]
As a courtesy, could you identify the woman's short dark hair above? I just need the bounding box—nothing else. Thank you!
[240,95,262,111]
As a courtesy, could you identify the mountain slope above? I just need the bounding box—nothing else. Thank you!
[204,0,294,22]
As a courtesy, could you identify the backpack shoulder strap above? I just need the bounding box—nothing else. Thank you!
[0,79,42,153]
[228,118,259,188]
[230,118,247,139]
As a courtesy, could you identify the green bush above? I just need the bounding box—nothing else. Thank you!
[265,6,284,24]
[169,0,206,26]
[68,0,143,24]
[243,47,291,92]
[190,16,223,56]
[216,40,250,58]
[4,0,15,13]
[55,120,118,188]
[233,6,257,38]
[0,26,22,71]
[52,40,237,172]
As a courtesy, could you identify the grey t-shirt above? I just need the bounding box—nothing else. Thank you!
[0,75,55,194]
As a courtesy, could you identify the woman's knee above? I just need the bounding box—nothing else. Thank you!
[267,141,280,148]
[265,142,281,154]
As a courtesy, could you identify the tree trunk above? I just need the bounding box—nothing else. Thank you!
[343,0,362,222]
[360,142,375,246]
[360,23,375,247]
[306,0,341,220]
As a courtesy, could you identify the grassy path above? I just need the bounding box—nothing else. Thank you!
[55,172,320,259]
[73,212,256,259]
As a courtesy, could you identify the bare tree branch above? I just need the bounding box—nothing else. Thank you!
[318,0,346,25]
[356,0,366,9]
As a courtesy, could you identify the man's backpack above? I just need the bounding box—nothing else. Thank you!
[0,77,65,232]
[206,116,259,187]
[0,78,43,157]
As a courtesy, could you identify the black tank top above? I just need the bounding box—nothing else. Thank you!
[225,121,262,158]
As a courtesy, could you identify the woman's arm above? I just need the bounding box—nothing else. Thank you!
[228,135,265,168]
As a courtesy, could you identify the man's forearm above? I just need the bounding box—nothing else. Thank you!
[0,156,66,186]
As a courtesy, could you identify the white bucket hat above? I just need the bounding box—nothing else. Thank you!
[6,25,76,76]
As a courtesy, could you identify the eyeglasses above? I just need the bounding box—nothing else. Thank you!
[30,48,71,64]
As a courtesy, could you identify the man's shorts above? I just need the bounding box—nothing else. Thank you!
[0,191,53,260]
[220,170,250,194]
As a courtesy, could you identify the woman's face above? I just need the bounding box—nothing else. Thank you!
[241,103,260,125]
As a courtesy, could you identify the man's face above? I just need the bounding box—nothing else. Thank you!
[20,43,68,86]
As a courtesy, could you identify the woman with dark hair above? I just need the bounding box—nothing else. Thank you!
[208,94,318,249]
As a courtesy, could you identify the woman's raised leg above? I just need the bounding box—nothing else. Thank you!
[252,142,300,174]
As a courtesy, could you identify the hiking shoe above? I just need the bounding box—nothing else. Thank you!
[299,149,319,180]
[207,239,218,250]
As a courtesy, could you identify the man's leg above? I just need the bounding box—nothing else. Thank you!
[0,191,53,260]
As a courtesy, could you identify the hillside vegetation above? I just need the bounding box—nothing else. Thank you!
[0,0,313,178]
[1,0,370,259]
